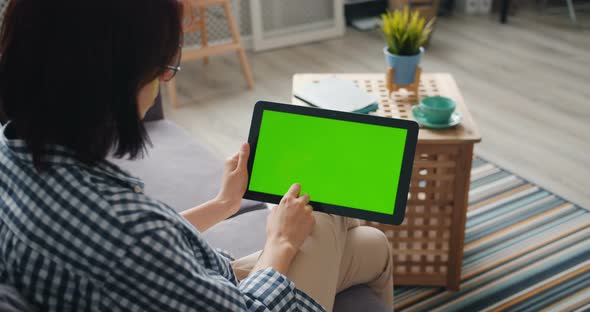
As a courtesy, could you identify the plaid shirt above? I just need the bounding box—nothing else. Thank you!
[0,123,324,312]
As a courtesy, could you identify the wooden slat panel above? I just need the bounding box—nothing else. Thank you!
[391,249,448,255]
[409,174,455,181]
[395,260,449,266]
[394,275,447,286]
[414,160,457,168]
[410,186,450,194]
[392,238,449,243]
[406,199,454,205]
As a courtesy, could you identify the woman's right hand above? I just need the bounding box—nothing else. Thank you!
[266,183,315,254]
[252,183,315,275]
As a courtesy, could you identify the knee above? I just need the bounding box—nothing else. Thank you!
[369,228,393,273]
[362,226,392,259]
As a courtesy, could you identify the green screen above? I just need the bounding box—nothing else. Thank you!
[249,110,408,215]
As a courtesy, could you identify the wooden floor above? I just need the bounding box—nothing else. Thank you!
[165,12,590,209]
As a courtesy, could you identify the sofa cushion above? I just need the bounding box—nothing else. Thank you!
[111,120,264,213]
[333,285,390,312]
[203,209,269,259]
[203,209,390,312]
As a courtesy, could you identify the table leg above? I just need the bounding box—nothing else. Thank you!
[447,144,474,290]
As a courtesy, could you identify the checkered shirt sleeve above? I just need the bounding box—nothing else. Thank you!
[100,226,325,312]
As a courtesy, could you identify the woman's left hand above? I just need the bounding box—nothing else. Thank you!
[215,143,250,216]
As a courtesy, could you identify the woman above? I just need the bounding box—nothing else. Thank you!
[0,0,393,311]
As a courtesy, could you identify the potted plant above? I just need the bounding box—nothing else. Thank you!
[380,7,434,86]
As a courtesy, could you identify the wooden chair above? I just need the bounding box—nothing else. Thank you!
[167,0,255,107]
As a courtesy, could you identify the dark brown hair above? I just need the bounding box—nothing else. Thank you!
[0,0,183,168]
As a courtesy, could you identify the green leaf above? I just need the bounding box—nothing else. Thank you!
[378,6,433,56]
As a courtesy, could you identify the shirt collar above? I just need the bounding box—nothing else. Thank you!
[0,122,144,189]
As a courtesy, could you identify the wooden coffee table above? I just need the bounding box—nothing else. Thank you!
[292,73,481,290]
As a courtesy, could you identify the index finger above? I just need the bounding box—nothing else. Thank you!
[299,193,310,205]
[285,183,301,198]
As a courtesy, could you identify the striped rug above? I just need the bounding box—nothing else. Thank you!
[394,157,590,312]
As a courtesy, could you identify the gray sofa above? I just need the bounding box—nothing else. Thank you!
[0,96,390,311]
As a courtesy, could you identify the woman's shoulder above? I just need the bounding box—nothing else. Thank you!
[67,161,187,237]
[0,151,187,260]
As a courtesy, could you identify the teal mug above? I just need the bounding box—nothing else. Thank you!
[418,96,456,124]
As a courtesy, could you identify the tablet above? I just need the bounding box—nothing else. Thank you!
[244,101,418,225]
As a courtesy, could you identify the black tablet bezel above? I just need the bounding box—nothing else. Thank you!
[244,101,418,225]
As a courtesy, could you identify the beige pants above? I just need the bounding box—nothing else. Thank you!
[232,213,394,311]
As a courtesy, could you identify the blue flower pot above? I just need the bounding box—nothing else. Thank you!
[383,47,424,86]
